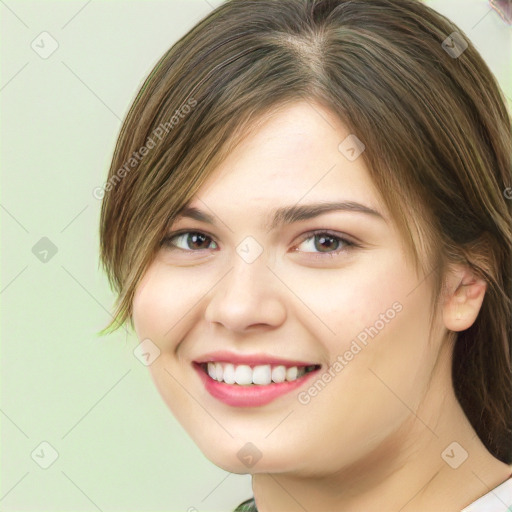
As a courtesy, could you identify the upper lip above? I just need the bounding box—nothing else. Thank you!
[193,350,320,367]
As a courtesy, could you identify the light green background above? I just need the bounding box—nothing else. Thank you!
[1,1,510,511]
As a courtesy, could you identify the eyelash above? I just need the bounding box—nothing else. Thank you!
[159,229,359,260]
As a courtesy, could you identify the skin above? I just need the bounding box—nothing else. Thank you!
[132,101,511,511]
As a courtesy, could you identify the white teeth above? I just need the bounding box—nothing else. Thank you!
[207,362,216,380]
[271,365,286,383]
[215,362,223,381]
[286,366,298,381]
[235,365,253,385]
[204,362,312,385]
[252,365,272,385]
[223,363,236,384]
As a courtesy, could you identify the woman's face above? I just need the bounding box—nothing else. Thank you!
[132,101,445,476]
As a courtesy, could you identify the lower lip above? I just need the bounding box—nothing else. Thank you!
[193,363,320,407]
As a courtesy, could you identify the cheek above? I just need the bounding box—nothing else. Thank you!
[342,263,434,371]
[291,249,410,338]
[132,266,181,341]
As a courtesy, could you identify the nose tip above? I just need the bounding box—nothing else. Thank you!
[204,260,286,332]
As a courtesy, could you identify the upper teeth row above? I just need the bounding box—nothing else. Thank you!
[207,362,306,385]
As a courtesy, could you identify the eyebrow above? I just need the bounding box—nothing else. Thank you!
[174,201,386,231]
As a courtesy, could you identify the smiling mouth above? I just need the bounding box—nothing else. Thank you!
[198,362,321,386]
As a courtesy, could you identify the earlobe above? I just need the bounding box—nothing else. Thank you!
[442,267,487,332]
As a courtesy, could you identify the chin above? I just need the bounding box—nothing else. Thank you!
[200,440,305,475]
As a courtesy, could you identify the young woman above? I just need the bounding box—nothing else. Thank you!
[98,0,512,510]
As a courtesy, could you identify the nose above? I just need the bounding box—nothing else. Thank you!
[204,254,287,333]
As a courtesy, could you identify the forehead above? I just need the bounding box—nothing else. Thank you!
[185,101,387,219]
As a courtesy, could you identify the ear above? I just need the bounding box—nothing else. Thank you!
[442,265,487,332]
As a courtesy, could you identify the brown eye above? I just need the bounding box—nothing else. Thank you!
[161,231,218,251]
[295,231,355,255]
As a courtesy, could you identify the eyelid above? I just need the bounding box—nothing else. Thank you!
[291,229,359,259]
[160,228,361,257]
[160,229,218,251]
[294,229,359,247]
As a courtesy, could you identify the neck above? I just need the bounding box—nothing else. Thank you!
[251,342,512,512]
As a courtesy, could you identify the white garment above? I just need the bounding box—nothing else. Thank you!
[461,477,512,512]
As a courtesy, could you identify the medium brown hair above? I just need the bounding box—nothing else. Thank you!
[99,0,512,462]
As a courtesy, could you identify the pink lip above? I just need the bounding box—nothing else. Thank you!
[192,362,321,407]
[193,350,318,367]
